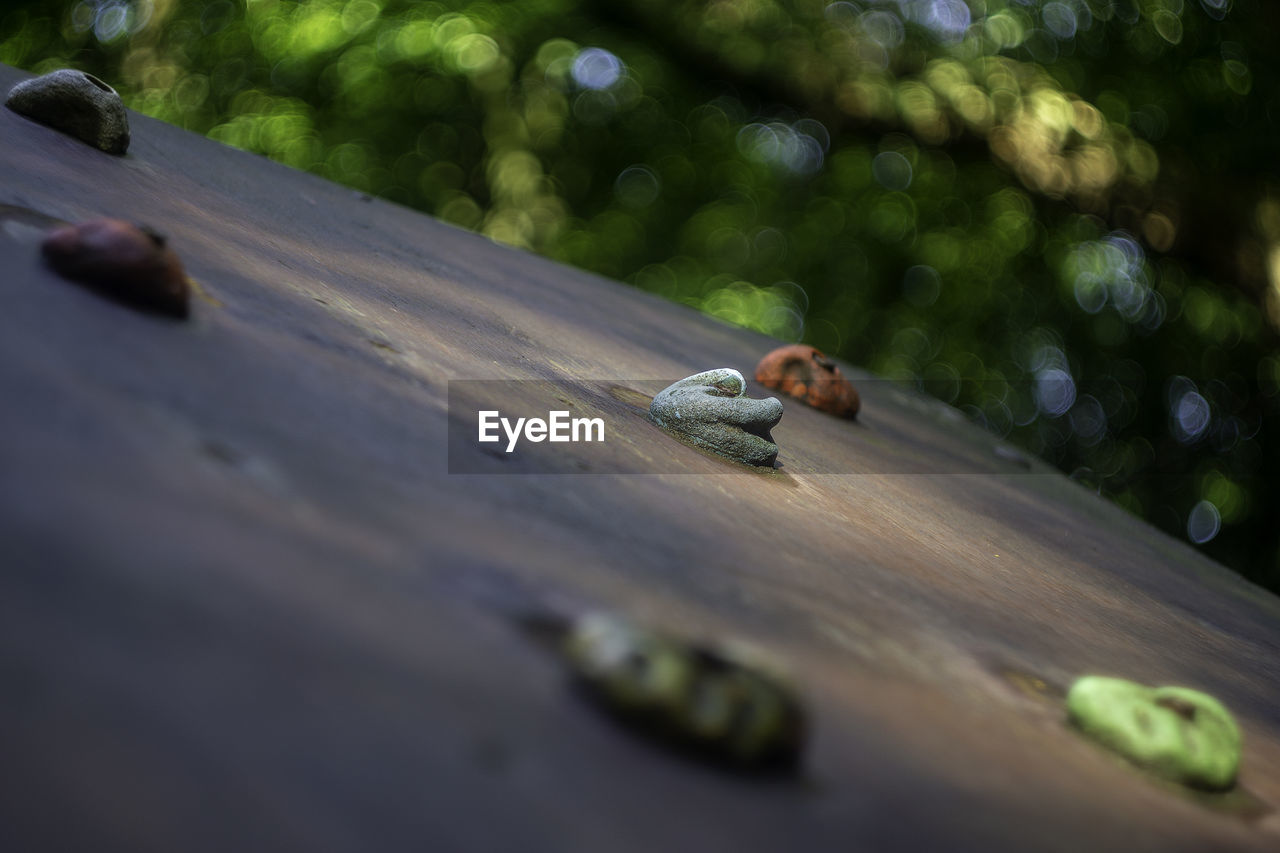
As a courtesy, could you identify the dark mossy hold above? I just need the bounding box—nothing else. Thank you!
[1066,675,1242,790]
[6,69,130,155]
[649,368,783,467]
[42,219,189,318]
[562,613,807,770]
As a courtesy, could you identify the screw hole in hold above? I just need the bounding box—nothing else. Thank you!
[1155,695,1199,721]
[997,666,1064,702]
[80,73,114,93]
[139,225,167,248]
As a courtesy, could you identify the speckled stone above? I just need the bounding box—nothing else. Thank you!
[649,368,783,467]
[1066,675,1241,790]
[7,69,130,155]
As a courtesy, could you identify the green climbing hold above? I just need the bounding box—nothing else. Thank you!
[561,613,807,769]
[1066,675,1242,790]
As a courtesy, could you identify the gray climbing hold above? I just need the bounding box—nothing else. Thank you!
[650,368,783,467]
[6,69,130,155]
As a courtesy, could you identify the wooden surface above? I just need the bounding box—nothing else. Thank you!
[2,63,1279,851]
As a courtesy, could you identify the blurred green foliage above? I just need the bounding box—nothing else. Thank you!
[3,0,1279,590]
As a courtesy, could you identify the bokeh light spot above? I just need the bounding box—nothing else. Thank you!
[1173,389,1212,443]
[572,47,623,90]
[737,121,826,175]
[1069,395,1107,446]
[872,151,912,190]
[1187,501,1221,544]
[1035,368,1076,417]
[1042,3,1078,40]
[908,0,971,44]
[93,2,131,43]
[903,264,941,307]
[614,165,661,209]
[1200,0,1231,22]
[860,11,904,50]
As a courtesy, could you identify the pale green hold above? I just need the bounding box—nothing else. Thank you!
[1066,675,1242,790]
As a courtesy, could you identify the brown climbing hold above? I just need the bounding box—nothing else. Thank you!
[755,344,860,418]
[41,219,189,318]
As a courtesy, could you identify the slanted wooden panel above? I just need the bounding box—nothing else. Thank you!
[1,63,1278,851]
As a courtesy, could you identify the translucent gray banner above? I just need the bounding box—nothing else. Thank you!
[447,379,1050,475]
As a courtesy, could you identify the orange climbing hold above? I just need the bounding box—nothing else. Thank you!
[754,345,860,419]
